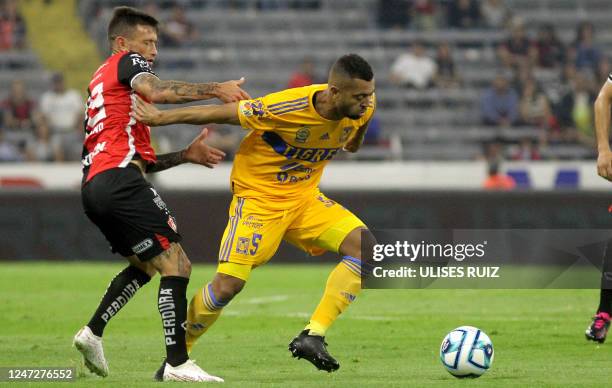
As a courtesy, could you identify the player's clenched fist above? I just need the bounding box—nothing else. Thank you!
[214,77,251,102]
[183,128,226,168]
[597,150,612,181]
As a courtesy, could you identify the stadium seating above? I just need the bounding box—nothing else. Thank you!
[11,0,610,161]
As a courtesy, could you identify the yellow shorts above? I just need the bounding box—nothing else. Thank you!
[216,191,365,280]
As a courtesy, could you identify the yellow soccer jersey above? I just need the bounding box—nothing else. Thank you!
[233,84,375,209]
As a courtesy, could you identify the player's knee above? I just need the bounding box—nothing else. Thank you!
[340,227,377,260]
[213,274,245,302]
[361,229,377,257]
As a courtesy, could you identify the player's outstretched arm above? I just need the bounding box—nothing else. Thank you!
[145,128,226,173]
[594,79,612,180]
[132,73,251,104]
[132,95,240,126]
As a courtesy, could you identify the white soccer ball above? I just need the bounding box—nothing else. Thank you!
[439,326,494,378]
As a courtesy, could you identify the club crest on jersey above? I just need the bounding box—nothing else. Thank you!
[295,126,310,143]
[340,127,352,142]
[240,100,265,118]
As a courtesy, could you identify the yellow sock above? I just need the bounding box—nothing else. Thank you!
[306,256,361,336]
[185,283,226,353]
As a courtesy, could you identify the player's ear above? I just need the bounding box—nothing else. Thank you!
[329,85,340,97]
[115,36,128,51]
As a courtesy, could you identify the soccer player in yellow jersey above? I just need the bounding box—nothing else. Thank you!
[134,54,376,375]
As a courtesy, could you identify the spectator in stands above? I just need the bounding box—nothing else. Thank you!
[573,22,602,73]
[433,42,460,88]
[483,161,516,190]
[0,129,24,162]
[555,71,595,144]
[288,58,317,88]
[39,72,83,161]
[519,78,552,128]
[161,4,198,47]
[480,74,519,126]
[533,24,565,69]
[0,0,26,51]
[497,22,532,70]
[25,121,62,162]
[510,138,541,161]
[446,0,481,29]
[390,41,437,89]
[480,0,510,29]
[377,0,412,30]
[412,0,438,31]
[2,79,37,131]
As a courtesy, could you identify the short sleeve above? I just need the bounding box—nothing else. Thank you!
[237,97,275,131]
[117,52,157,88]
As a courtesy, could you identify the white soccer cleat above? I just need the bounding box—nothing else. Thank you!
[163,359,224,383]
[73,326,109,377]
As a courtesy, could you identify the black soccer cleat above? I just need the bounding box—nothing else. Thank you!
[288,330,340,372]
[585,312,610,344]
[153,358,166,381]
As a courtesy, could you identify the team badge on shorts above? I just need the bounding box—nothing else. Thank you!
[167,215,178,233]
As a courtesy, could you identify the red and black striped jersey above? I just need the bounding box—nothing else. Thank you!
[82,51,157,184]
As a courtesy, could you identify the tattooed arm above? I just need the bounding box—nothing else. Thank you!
[145,150,186,173]
[145,128,226,173]
[132,73,250,104]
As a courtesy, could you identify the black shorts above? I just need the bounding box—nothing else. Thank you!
[81,164,181,261]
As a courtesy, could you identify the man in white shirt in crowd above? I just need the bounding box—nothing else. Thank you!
[390,40,437,89]
[39,72,84,160]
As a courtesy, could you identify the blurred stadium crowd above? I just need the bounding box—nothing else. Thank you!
[0,0,610,163]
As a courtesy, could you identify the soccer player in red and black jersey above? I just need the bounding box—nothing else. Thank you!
[73,7,249,382]
[588,73,612,343]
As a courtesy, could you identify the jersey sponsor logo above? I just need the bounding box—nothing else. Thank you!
[295,126,310,143]
[132,238,153,254]
[340,127,352,142]
[81,142,107,166]
[240,100,265,118]
[129,53,153,71]
[262,131,340,163]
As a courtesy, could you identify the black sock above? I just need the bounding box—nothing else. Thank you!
[598,289,612,314]
[598,241,612,314]
[87,265,151,337]
[158,276,189,367]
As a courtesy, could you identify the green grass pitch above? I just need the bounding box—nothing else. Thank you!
[0,262,610,387]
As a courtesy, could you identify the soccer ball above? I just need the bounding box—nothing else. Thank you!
[439,326,494,378]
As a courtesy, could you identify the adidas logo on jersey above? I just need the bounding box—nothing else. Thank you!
[319,133,330,140]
